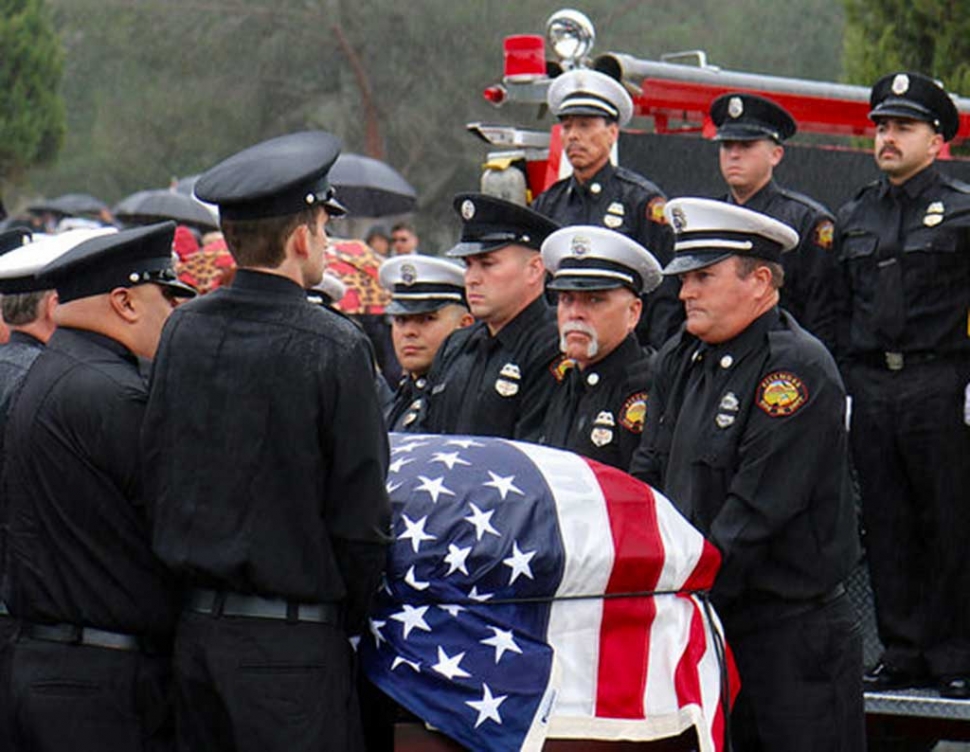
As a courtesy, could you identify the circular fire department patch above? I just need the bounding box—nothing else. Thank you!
[756,372,808,417]
[620,391,647,433]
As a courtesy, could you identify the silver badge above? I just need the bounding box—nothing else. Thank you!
[403,411,418,426]
[891,73,910,96]
[720,354,734,369]
[927,201,945,214]
[607,202,625,215]
[401,263,417,285]
[924,214,943,227]
[719,392,740,412]
[461,199,476,220]
[671,206,687,232]
[716,413,735,429]
[604,214,623,229]
[728,96,744,119]
[495,378,519,397]
[570,235,591,257]
[594,411,616,427]
[590,427,614,447]
[590,183,602,195]
[499,362,521,380]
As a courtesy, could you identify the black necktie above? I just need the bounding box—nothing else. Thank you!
[872,186,907,344]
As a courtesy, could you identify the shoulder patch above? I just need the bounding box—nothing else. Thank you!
[550,355,576,383]
[619,391,648,433]
[756,371,808,417]
[647,196,667,225]
[813,219,834,250]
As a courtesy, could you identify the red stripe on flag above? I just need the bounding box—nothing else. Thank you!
[682,538,721,592]
[673,600,706,710]
[589,462,666,718]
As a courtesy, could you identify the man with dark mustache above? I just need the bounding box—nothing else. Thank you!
[837,71,970,698]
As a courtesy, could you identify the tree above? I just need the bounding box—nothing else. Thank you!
[0,0,65,185]
[843,0,970,94]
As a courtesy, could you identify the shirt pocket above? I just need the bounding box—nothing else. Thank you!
[902,227,962,293]
[839,231,877,262]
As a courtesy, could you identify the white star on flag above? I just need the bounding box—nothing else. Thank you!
[438,603,465,617]
[388,457,414,474]
[503,540,536,584]
[480,626,523,663]
[391,441,429,455]
[390,604,431,640]
[391,656,421,672]
[467,586,493,602]
[404,565,430,591]
[398,514,436,553]
[369,618,387,649]
[386,480,403,495]
[443,543,472,576]
[483,471,524,500]
[445,438,486,449]
[432,646,471,680]
[466,684,507,728]
[429,451,471,470]
[415,475,456,504]
[463,503,501,541]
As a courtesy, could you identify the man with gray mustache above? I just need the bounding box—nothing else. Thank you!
[538,225,661,470]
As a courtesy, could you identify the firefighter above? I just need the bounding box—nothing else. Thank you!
[538,225,661,470]
[378,254,473,432]
[630,198,864,752]
[710,92,840,354]
[531,69,678,350]
[838,72,970,698]
[420,193,560,440]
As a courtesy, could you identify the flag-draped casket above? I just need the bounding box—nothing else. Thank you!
[361,434,737,751]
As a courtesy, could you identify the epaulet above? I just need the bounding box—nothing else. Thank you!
[850,180,880,201]
[614,165,665,196]
[775,186,834,219]
[938,172,970,194]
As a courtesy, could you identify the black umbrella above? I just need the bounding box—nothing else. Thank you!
[114,189,219,231]
[329,153,417,217]
[28,193,109,218]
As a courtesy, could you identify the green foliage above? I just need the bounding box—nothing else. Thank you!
[0,0,65,182]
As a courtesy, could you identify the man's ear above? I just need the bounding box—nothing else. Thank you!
[108,287,138,323]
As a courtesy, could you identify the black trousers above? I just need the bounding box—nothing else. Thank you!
[4,633,173,751]
[727,593,865,752]
[173,611,364,752]
[848,360,970,676]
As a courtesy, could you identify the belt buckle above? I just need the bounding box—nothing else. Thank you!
[885,352,904,371]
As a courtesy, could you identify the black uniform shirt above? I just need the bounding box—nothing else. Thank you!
[4,327,179,637]
[143,270,390,631]
[727,180,839,353]
[532,161,680,348]
[0,331,45,420]
[421,295,560,441]
[838,165,970,359]
[630,308,858,621]
[539,335,652,470]
[385,374,430,432]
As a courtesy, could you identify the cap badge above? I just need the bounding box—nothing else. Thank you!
[670,206,688,232]
[590,426,614,447]
[604,214,623,229]
[461,199,476,220]
[728,96,744,119]
[891,74,910,96]
[400,263,417,286]
[570,235,591,257]
[499,362,521,380]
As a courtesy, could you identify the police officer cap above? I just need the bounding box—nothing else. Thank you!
[710,93,797,143]
[0,228,115,295]
[868,72,960,142]
[380,254,466,315]
[194,131,348,221]
[446,193,559,258]
[663,198,799,275]
[307,272,347,307]
[542,225,662,295]
[40,221,198,303]
[548,69,634,127]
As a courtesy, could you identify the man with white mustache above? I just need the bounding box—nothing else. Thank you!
[538,226,661,470]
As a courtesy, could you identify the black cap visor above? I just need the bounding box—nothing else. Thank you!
[387,297,465,315]
[663,250,735,276]
[714,123,782,142]
[869,99,939,129]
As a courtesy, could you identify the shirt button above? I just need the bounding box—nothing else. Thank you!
[590,183,602,195]
[587,373,600,386]
[720,355,734,369]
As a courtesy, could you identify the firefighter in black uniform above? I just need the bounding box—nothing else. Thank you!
[538,225,662,469]
[2,223,196,751]
[142,132,391,752]
[379,254,472,432]
[711,92,841,353]
[531,69,678,349]
[420,193,560,440]
[838,72,970,698]
[630,198,863,752]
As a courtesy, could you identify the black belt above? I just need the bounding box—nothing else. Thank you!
[23,622,142,652]
[186,588,341,626]
[857,351,939,371]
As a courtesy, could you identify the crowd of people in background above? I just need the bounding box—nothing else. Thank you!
[0,62,965,752]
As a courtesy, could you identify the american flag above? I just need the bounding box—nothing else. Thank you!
[360,434,737,752]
